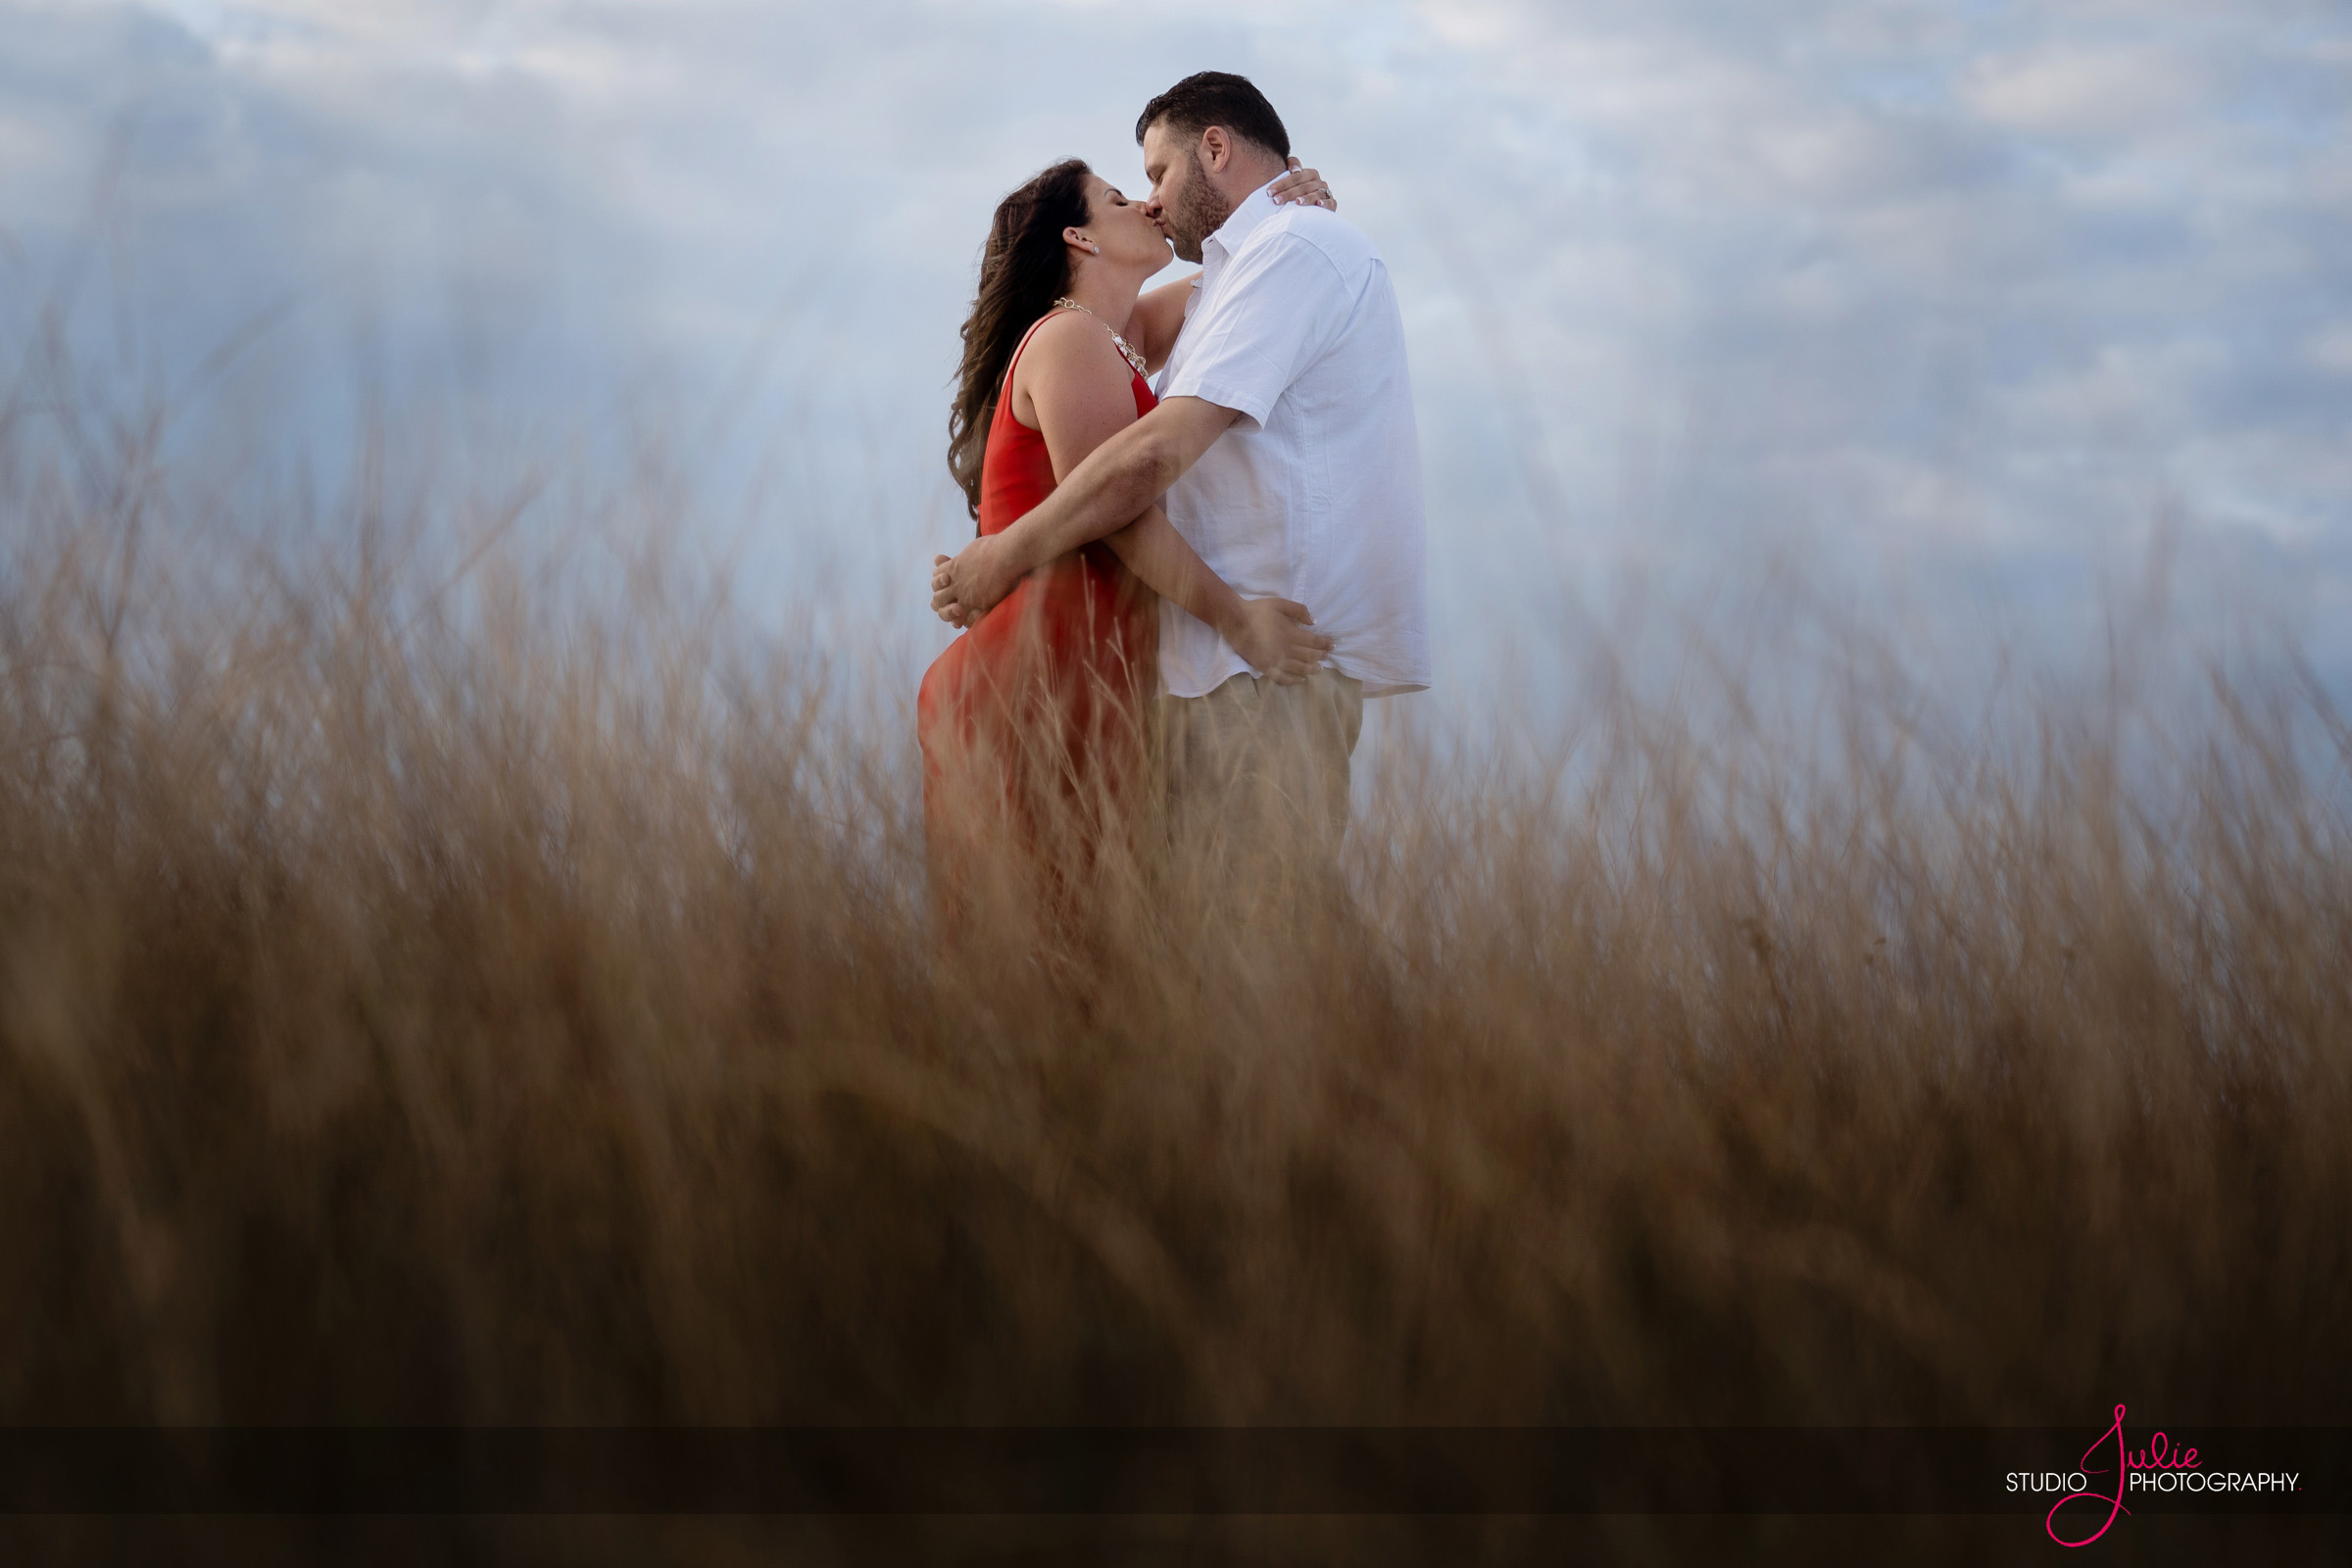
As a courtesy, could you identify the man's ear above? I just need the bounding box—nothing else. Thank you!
[1200,125,1230,173]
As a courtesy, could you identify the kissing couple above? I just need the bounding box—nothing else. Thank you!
[920,72,1427,922]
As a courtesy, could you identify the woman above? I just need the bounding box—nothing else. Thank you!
[917,157,1336,908]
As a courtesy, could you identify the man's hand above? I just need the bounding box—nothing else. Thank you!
[1222,597,1333,685]
[932,537,1020,626]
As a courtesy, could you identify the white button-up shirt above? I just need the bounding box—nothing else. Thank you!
[1154,179,1430,699]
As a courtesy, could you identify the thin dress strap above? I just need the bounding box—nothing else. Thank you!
[1000,309,1069,397]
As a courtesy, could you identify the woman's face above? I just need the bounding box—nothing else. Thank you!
[1082,172,1173,271]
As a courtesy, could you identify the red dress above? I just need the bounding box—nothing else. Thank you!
[916,315,1159,901]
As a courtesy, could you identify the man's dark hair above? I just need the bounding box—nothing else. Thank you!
[1135,72,1290,160]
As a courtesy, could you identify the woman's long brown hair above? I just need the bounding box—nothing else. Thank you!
[948,159,1093,521]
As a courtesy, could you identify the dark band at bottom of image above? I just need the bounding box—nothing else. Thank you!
[0,1427,2338,1515]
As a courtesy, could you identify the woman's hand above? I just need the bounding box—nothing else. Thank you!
[1222,596,1334,685]
[931,555,984,628]
[932,537,1017,626]
[1268,156,1337,212]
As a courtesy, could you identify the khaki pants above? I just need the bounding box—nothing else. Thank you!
[1158,668,1364,879]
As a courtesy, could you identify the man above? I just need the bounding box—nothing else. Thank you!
[932,72,1428,868]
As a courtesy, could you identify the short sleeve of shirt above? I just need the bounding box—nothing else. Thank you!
[1161,232,1350,428]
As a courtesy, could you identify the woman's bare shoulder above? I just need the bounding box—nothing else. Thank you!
[1014,311,1136,397]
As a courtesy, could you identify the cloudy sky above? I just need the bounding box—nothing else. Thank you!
[5,0,2349,712]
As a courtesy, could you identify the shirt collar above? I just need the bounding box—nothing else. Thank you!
[1201,176,1283,264]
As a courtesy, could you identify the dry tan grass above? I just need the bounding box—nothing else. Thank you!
[4,480,2345,1430]
[1,422,2349,1559]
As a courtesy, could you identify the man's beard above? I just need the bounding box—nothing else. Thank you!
[1165,150,1235,265]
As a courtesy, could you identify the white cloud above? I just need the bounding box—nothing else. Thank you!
[1962,45,2206,137]
[2308,326,2352,377]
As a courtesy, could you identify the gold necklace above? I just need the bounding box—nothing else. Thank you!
[1053,296,1149,377]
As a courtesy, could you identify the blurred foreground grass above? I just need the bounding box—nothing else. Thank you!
[0,467,2347,1562]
